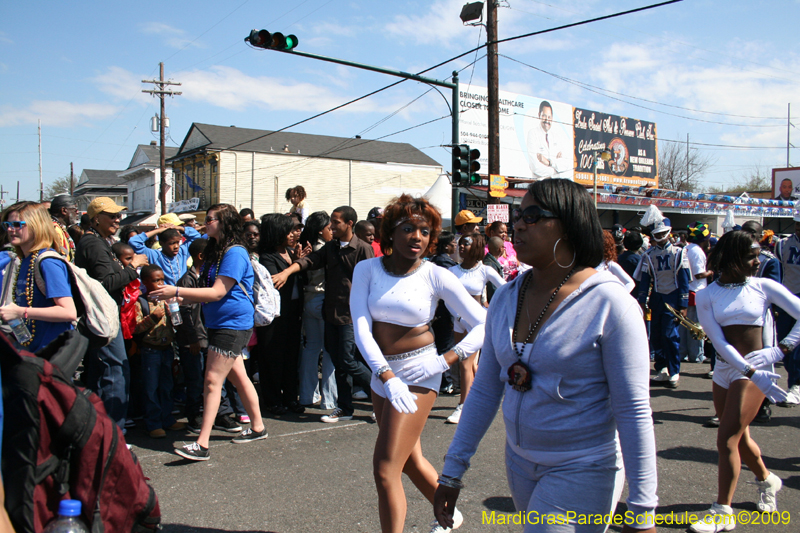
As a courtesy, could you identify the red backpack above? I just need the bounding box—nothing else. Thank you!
[1,330,161,533]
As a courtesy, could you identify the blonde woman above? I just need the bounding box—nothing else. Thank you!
[0,201,77,352]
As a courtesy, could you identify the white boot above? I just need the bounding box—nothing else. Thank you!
[446,404,463,424]
[748,472,782,513]
[429,508,463,532]
[689,502,735,533]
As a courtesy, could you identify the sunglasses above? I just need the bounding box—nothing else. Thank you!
[102,212,123,220]
[2,221,27,230]
[205,216,219,223]
[512,205,557,226]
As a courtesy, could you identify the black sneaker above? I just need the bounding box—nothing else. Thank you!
[213,415,243,433]
[175,442,210,461]
[704,416,720,428]
[753,402,772,424]
[231,427,268,444]
[187,415,203,433]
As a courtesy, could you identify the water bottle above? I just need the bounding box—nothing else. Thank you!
[42,500,89,533]
[168,298,182,326]
[8,317,32,344]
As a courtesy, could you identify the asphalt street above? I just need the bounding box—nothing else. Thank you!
[125,361,800,533]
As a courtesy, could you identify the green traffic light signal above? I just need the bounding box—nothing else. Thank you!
[246,29,299,51]
[468,148,481,185]
[452,144,471,185]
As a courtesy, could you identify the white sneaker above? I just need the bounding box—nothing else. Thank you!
[429,508,463,532]
[748,472,782,513]
[777,384,800,407]
[665,373,680,389]
[689,502,735,533]
[352,389,369,400]
[651,368,669,382]
[446,404,463,424]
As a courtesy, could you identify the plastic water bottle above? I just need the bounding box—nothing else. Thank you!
[168,298,182,326]
[8,317,32,344]
[42,500,89,533]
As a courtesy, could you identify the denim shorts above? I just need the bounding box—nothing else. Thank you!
[207,328,253,358]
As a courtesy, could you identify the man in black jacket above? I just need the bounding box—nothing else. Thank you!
[75,197,147,430]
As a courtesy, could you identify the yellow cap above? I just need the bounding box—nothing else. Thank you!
[87,197,126,218]
[158,213,184,227]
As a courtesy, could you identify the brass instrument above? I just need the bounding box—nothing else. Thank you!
[665,303,707,341]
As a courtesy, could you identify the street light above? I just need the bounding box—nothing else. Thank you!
[593,149,613,207]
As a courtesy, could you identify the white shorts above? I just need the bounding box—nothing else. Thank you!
[371,343,442,398]
[713,356,774,389]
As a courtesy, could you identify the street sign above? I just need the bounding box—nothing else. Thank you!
[489,174,508,197]
[487,204,508,223]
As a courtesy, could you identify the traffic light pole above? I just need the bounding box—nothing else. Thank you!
[266,47,461,230]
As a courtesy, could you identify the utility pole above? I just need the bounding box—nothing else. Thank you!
[143,62,182,215]
[788,103,793,167]
[0,184,8,210]
[70,162,74,196]
[487,0,500,204]
[686,133,690,187]
[38,119,43,202]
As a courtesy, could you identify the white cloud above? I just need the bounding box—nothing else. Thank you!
[178,65,383,114]
[93,66,153,104]
[0,31,12,45]
[139,22,202,49]
[0,101,118,127]
[384,0,479,49]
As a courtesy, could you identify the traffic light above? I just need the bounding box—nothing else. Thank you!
[452,144,470,185]
[246,29,299,51]
[468,148,481,185]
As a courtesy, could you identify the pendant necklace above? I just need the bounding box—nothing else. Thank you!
[508,267,575,392]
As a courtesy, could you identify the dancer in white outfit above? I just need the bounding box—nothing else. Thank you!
[350,194,486,533]
[691,231,799,533]
[446,233,505,423]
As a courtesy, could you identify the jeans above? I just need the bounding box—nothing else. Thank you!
[299,294,337,409]
[505,443,626,532]
[324,322,372,415]
[179,345,205,418]
[140,346,176,431]
[83,328,129,430]
[678,305,704,362]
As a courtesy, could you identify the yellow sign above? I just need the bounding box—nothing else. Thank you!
[489,174,508,197]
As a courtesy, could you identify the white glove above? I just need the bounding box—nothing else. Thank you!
[383,377,418,414]
[402,355,450,383]
[745,347,783,369]
[749,370,788,404]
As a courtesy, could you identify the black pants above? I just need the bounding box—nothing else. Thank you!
[254,298,303,408]
[324,322,372,415]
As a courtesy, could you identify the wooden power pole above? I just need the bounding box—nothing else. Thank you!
[486,0,500,204]
[143,63,182,215]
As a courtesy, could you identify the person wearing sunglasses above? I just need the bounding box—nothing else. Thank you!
[75,197,148,431]
[433,179,657,533]
[0,202,77,352]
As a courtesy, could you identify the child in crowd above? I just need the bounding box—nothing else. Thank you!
[129,214,200,286]
[134,265,186,438]
[113,242,144,425]
[354,220,375,245]
[483,237,505,303]
[175,240,242,433]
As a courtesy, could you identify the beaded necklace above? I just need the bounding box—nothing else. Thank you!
[12,250,41,346]
[512,268,576,358]
[204,239,233,288]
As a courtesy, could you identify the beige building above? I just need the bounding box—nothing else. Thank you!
[170,123,444,219]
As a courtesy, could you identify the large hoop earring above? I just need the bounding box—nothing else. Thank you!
[553,238,576,269]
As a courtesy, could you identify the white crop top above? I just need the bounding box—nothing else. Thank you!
[351,258,487,373]
[448,263,506,296]
[696,277,800,374]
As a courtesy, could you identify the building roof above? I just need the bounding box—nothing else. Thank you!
[128,144,179,169]
[174,123,441,167]
[77,169,126,186]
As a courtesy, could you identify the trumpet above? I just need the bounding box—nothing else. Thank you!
[665,303,707,341]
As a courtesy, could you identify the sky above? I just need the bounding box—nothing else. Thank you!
[1,0,799,203]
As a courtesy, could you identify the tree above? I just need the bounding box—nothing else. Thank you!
[44,175,77,200]
[706,166,771,194]
[657,137,715,192]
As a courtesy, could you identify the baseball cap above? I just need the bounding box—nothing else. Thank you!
[158,213,184,226]
[455,209,482,226]
[87,197,127,219]
[367,207,384,220]
[178,213,197,222]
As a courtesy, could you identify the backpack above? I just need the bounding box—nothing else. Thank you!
[33,250,120,347]
[0,330,161,533]
[221,245,280,327]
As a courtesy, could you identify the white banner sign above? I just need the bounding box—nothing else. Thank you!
[486,204,509,223]
[167,198,200,213]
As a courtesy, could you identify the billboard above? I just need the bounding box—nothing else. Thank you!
[772,167,800,201]
[573,108,658,188]
[457,86,658,188]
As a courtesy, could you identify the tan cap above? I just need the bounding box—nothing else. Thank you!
[455,209,482,226]
[87,197,127,218]
[158,213,184,226]
[178,213,197,221]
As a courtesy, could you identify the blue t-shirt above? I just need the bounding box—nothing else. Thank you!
[15,250,75,352]
[0,250,13,288]
[129,227,200,286]
[202,246,254,330]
